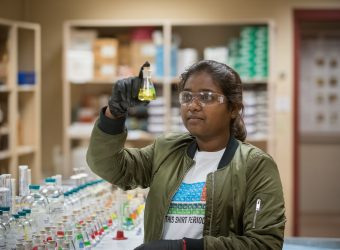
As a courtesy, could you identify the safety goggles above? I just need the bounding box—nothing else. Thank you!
[179,91,227,107]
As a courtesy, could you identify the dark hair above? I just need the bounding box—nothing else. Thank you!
[178,60,247,142]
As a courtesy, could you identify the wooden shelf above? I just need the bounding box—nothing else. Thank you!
[18,85,37,92]
[170,76,268,85]
[0,86,11,92]
[0,18,41,183]
[70,76,167,85]
[62,19,274,176]
[0,150,11,160]
[71,80,114,85]
[68,122,154,141]
[17,145,35,156]
[0,126,10,135]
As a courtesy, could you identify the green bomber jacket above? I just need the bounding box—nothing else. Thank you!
[86,113,286,250]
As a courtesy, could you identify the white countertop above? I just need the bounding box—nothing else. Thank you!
[95,227,144,250]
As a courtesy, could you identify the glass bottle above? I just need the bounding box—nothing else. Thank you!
[40,178,64,225]
[15,243,25,250]
[0,174,11,208]
[0,207,11,230]
[6,214,23,249]
[46,240,57,250]
[0,221,6,250]
[18,211,32,241]
[138,63,156,101]
[23,240,33,250]
[20,184,49,232]
[73,227,85,250]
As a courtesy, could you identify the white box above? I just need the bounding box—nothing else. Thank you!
[67,50,94,83]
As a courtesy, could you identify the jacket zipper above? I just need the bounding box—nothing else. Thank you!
[159,160,195,239]
[209,172,215,235]
[252,198,261,228]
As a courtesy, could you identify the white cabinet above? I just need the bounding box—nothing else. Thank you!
[0,18,41,182]
[62,19,275,176]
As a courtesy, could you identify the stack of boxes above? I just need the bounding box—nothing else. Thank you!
[243,87,268,139]
[253,27,268,80]
[147,97,166,134]
[176,48,198,77]
[170,106,186,133]
[228,38,239,71]
[203,46,229,65]
[226,26,269,139]
[67,30,97,83]
[93,38,119,80]
[229,26,268,81]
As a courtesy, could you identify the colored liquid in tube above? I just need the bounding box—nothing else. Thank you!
[138,67,156,101]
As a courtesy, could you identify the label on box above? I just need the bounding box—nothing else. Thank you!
[100,45,117,58]
[99,64,116,76]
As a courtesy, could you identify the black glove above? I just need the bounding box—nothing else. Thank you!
[134,239,183,250]
[108,62,150,117]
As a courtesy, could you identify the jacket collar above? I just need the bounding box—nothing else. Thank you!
[187,135,239,169]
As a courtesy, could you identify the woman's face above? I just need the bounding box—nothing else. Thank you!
[180,71,233,143]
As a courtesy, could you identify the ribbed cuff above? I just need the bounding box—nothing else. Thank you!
[183,238,204,250]
[98,106,126,135]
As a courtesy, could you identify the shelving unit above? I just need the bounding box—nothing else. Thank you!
[0,18,41,183]
[62,19,275,177]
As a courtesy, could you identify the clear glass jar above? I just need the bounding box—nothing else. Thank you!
[20,185,49,232]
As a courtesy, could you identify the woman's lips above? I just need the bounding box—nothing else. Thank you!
[187,116,204,123]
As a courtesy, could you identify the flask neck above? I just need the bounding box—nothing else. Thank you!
[143,68,152,79]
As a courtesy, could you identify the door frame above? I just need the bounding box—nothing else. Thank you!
[293,9,340,236]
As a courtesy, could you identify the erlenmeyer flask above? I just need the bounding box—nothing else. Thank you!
[138,62,156,101]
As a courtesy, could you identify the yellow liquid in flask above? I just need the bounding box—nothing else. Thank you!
[138,87,156,101]
[138,68,156,101]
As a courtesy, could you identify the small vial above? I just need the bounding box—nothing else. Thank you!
[138,62,156,101]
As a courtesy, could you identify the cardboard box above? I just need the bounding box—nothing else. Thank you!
[67,50,94,83]
[93,39,119,80]
[118,43,131,66]
[94,60,117,80]
[93,38,119,60]
[70,29,98,50]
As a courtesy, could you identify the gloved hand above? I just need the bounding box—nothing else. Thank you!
[108,63,149,117]
[134,239,184,250]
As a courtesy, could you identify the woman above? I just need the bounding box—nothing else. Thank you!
[86,60,286,250]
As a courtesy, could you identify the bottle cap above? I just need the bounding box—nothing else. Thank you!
[45,178,56,183]
[29,184,40,190]
[113,230,127,240]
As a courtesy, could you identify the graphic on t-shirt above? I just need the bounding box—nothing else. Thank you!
[166,182,206,221]
[162,149,224,239]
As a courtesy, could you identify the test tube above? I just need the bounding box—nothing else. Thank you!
[112,188,127,240]
[10,178,17,213]
[0,174,11,207]
[19,165,29,197]
[27,169,32,186]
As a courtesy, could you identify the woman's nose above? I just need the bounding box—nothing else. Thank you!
[187,97,202,110]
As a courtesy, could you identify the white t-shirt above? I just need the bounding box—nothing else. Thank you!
[162,148,225,239]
